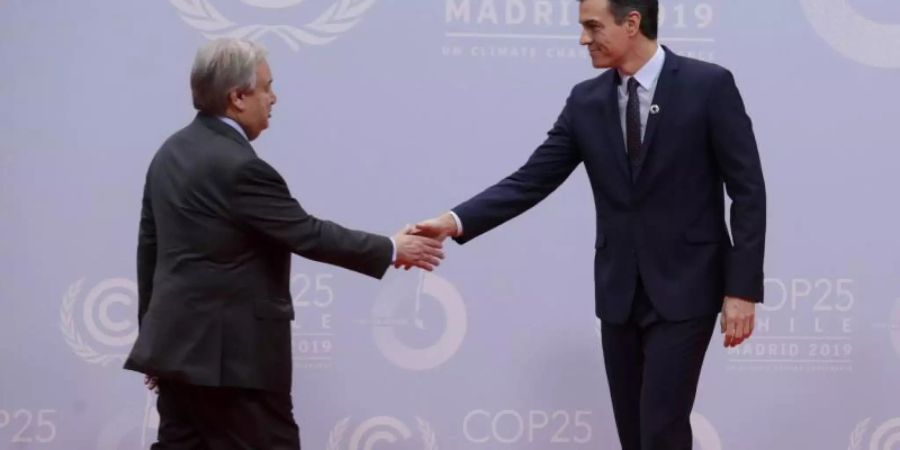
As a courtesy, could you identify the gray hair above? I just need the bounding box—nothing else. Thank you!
[190,38,268,115]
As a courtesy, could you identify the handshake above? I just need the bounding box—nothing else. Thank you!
[391,212,460,272]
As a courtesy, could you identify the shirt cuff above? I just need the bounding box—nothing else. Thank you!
[388,237,397,263]
[449,211,463,236]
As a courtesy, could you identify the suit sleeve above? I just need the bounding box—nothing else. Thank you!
[136,170,157,326]
[230,158,393,279]
[708,70,767,302]
[452,94,583,244]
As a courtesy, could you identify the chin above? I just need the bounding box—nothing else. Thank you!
[588,51,613,69]
[591,58,612,69]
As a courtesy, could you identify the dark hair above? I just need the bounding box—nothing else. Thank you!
[581,0,659,40]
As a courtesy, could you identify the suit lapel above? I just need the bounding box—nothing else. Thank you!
[633,47,680,181]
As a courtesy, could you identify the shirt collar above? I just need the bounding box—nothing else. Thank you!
[217,116,248,141]
[620,44,665,89]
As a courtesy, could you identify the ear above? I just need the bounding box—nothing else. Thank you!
[626,11,642,36]
[228,89,246,112]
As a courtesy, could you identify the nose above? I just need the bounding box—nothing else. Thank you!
[271,92,277,105]
[579,29,592,46]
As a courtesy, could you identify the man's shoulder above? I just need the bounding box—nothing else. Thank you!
[149,118,258,184]
[571,70,613,97]
[672,52,732,81]
[163,118,255,162]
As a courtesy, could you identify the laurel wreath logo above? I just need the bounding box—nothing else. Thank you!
[326,416,351,450]
[849,417,870,450]
[416,417,439,450]
[170,0,377,51]
[326,416,438,450]
[59,279,128,366]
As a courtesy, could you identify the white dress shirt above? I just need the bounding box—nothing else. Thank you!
[617,44,666,149]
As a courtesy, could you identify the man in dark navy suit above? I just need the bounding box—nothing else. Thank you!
[414,0,765,448]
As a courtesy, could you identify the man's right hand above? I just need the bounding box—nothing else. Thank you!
[413,212,460,241]
[392,230,444,271]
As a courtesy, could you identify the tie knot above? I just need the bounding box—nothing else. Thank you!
[627,77,640,93]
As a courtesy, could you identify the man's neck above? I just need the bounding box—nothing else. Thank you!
[223,111,241,126]
[218,113,251,141]
[617,40,659,77]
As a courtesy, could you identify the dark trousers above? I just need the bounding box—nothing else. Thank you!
[600,277,717,450]
[151,381,301,450]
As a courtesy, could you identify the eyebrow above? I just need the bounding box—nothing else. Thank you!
[580,19,600,26]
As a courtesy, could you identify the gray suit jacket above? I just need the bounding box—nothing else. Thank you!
[124,114,392,393]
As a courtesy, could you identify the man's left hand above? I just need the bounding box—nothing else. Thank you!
[721,296,755,347]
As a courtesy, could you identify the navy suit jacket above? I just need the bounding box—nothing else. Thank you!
[452,48,766,324]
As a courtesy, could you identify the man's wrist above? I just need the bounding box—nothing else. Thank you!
[389,237,397,263]
[447,211,463,237]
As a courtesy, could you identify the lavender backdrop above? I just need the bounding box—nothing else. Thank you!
[2,1,899,449]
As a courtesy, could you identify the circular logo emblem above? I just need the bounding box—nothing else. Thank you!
[800,0,900,68]
[849,417,900,450]
[60,278,139,366]
[327,416,437,450]
[372,272,468,371]
[869,417,900,450]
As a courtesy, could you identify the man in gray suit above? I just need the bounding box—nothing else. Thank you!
[124,38,443,450]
